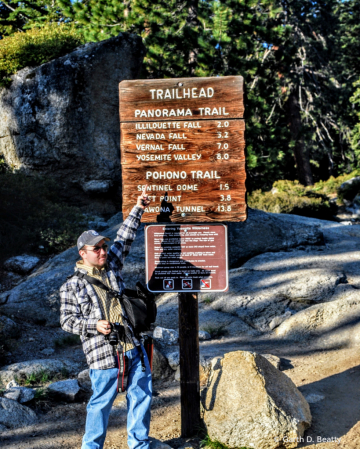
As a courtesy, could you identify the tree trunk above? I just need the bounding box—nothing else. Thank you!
[187,0,199,76]
[288,91,314,186]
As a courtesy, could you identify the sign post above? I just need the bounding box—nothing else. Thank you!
[178,291,200,436]
[119,76,245,437]
[144,223,228,436]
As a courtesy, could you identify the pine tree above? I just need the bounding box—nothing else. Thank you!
[0,0,65,38]
[203,0,292,188]
[350,80,360,162]
[264,0,347,185]
[57,0,214,79]
[337,0,360,168]
[56,0,290,188]
[18,0,356,187]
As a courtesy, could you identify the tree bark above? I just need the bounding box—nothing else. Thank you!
[288,91,314,186]
[187,0,199,76]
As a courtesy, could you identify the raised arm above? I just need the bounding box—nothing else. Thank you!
[108,186,151,270]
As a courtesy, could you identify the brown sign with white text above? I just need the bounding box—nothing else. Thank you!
[119,76,246,222]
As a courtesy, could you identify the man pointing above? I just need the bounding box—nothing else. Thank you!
[60,187,151,449]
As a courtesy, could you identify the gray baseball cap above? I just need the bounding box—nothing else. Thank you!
[77,230,110,251]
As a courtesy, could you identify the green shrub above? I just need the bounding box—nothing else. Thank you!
[248,180,336,219]
[313,169,360,199]
[202,296,213,305]
[34,388,48,400]
[0,171,87,264]
[201,434,250,449]
[22,370,50,386]
[201,325,228,339]
[248,172,360,218]
[18,367,70,386]
[0,23,85,87]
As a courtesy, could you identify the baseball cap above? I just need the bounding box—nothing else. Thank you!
[77,230,110,251]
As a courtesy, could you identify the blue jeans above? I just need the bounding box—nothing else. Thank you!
[81,345,152,449]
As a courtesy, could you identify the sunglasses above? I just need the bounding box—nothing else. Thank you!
[86,244,108,253]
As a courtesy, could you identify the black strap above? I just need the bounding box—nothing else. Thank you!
[74,270,139,343]
[75,270,129,323]
[137,346,146,372]
[143,335,154,372]
[74,271,144,380]
[75,270,120,297]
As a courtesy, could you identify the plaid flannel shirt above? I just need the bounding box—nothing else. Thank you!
[59,206,144,370]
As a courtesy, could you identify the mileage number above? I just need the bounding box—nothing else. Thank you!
[217,121,230,128]
[217,205,232,212]
[220,195,231,201]
[216,153,229,160]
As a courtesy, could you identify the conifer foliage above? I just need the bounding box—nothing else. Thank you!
[1,0,360,188]
[0,0,64,37]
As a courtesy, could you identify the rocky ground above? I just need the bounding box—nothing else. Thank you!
[1,211,360,448]
[1,333,359,449]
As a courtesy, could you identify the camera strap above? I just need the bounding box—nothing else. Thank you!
[74,270,147,372]
[74,270,122,299]
[74,270,135,332]
[117,350,129,393]
[142,335,154,371]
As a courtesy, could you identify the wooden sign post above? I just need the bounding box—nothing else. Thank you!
[119,76,245,437]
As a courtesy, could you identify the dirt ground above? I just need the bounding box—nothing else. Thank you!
[1,331,360,449]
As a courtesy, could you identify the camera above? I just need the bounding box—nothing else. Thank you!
[105,322,125,346]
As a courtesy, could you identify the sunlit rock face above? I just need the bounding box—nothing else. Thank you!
[0,33,145,215]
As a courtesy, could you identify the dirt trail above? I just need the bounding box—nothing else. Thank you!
[1,339,360,449]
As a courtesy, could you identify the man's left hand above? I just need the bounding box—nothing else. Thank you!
[137,185,151,210]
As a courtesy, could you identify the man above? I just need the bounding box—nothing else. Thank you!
[60,187,151,449]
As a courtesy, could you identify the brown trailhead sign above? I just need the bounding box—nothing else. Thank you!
[119,76,246,223]
[145,224,228,292]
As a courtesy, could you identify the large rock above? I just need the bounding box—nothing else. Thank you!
[0,359,79,386]
[156,292,261,337]
[0,397,37,429]
[78,369,92,391]
[153,327,179,346]
[345,194,360,219]
[0,315,20,338]
[152,347,173,380]
[202,266,345,331]
[166,351,180,370]
[202,351,311,449]
[0,33,145,214]
[276,285,360,342]
[0,210,323,326]
[337,176,360,202]
[3,255,40,274]
[270,212,360,250]
[227,208,323,267]
[4,386,35,403]
[47,379,80,402]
